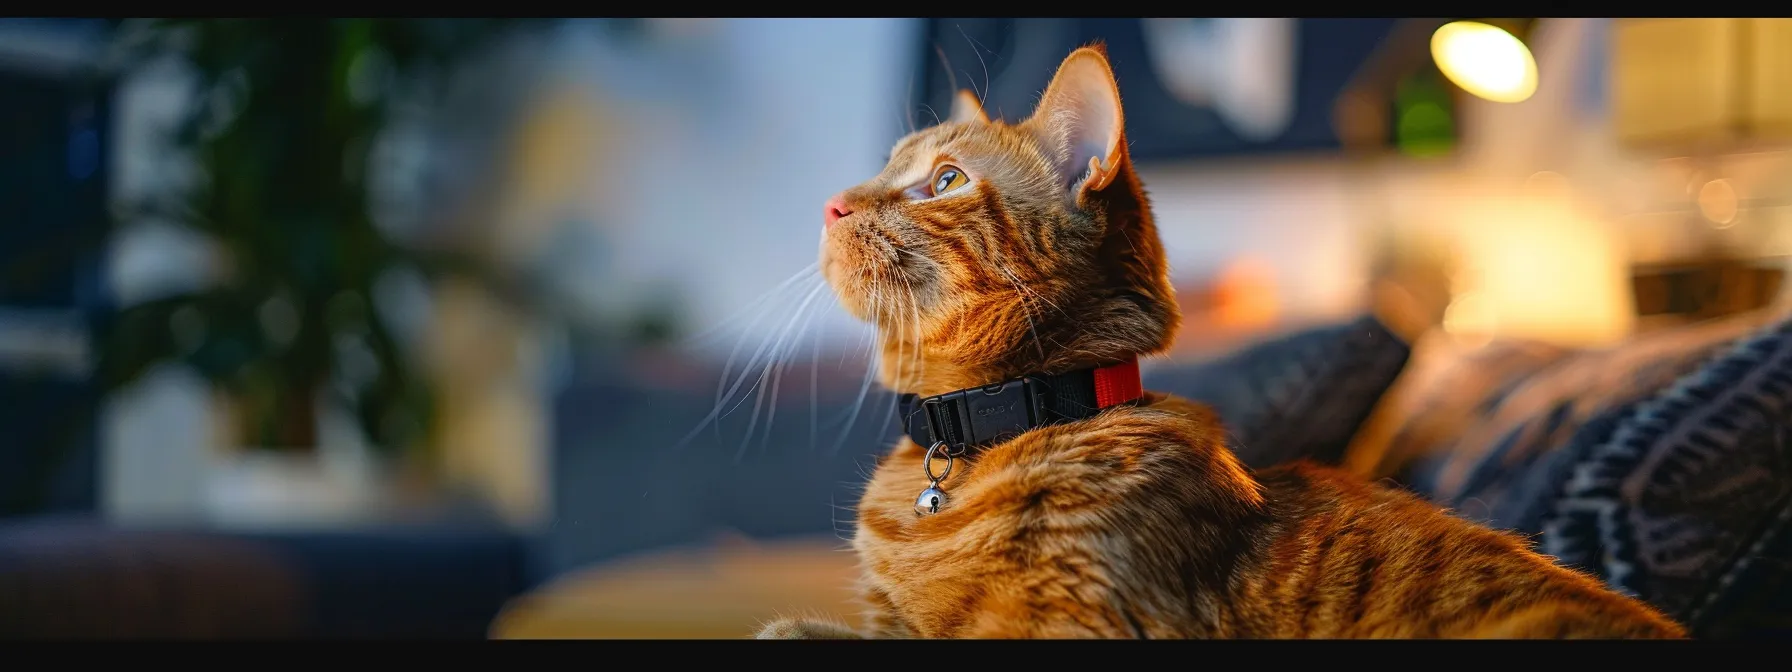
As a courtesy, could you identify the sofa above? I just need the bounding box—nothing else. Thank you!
[499,309,1792,639]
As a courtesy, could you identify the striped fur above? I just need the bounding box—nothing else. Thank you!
[764,46,1686,639]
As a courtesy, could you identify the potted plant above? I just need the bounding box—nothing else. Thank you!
[96,19,550,524]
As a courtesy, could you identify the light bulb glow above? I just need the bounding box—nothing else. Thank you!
[1430,21,1538,104]
[1698,179,1739,227]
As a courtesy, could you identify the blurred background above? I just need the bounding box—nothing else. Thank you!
[3,17,1791,638]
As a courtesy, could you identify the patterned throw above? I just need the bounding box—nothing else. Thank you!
[1540,317,1792,637]
[1352,309,1792,637]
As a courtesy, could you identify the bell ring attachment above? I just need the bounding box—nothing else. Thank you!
[915,486,947,516]
[915,442,955,516]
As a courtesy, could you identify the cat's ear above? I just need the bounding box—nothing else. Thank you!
[948,88,988,124]
[1024,46,1126,200]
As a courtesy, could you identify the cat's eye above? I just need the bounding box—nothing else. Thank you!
[931,165,969,196]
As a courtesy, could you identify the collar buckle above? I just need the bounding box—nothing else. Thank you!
[919,395,959,454]
[920,376,1051,454]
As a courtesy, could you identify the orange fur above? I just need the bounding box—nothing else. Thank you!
[765,46,1687,639]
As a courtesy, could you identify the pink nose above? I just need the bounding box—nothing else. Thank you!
[824,195,853,229]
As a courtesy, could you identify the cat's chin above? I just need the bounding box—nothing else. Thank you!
[828,287,873,323]
[818,266,858,316]
[819,259,880,326]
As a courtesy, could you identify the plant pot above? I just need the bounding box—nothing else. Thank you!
[201,389,399,530]
[203,445,392,530]
[105,372,450,530]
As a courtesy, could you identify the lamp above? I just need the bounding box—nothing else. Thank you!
[1333,18,1539,157]
[1430,20,1538,104]
[1343,19,1644,348]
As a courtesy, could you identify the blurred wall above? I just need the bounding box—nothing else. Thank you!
[553,18,926,356]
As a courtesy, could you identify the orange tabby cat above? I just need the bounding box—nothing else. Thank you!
[758,45,1687,639]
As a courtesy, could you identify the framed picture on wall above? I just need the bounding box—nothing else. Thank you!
[909,18,1422,164]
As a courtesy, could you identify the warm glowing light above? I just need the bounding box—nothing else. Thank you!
[1430,21,1539,104]
[1211,258,1280,329]
[1523,171,1571,199]
[1442,291,1497,347]
[1697,178,1739,227]
[1438,195,1635,347]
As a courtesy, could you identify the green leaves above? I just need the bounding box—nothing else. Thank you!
[105,19,551,456]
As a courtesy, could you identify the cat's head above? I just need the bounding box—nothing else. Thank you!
[819,45,1179,394]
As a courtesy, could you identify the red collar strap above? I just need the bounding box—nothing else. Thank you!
[897,356,1145,455]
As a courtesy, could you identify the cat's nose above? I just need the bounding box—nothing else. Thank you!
[824,194,853,229]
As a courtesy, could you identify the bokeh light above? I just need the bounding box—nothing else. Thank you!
[1430,21,1539,104]
[1697,178,1739,228]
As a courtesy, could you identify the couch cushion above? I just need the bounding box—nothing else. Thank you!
[1147,314,1411,469]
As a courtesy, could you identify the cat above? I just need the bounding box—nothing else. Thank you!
[757,45,1688,639]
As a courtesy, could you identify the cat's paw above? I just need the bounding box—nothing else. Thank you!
[754,617,863,639]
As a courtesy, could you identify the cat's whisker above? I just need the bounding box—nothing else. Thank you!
[707,268,822,437]
[908,283,923,367]
[881,279,924,438]
[999,267,1050,362]
[921,103,942,128]
[955,24,992,108]
[730,281,830,462]
[890,286,905,365]
[907,279,924,376]
[713,281,825,428]
[809,308,822,452]
[831,273,887,455]
[829,492,851,543]
[1001,265,1066,317]
[840,319,868,369]
[933,42,959,104]
[733,358,778,463]
[850,457,878,483]
[903,70,918,134]
[829,494,861,544]
[671,276,826,453]
[888,245,932,267]
[875,283,915,434]
[754,289,828,457]
[711,288,781,414]
[840,270,882,369]
[684,263,819,349]
[744,305,819,448]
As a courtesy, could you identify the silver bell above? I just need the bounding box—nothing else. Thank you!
[915,486,947,516]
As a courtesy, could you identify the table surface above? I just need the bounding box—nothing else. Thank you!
[491,534,861,639]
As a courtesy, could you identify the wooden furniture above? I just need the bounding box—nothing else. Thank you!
[490,535,861,639]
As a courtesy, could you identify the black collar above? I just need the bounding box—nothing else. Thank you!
[896,357,1145,456]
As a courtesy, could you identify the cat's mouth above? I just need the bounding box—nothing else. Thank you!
[820,217,923,323]
[820,224,882,321]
